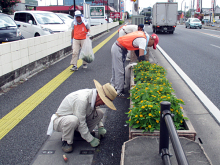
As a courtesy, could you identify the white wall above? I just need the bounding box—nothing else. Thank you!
[0,31,71,77]
[0,22,119,77]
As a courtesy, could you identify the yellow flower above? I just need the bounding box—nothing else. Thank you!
[136,121,139,124]
[156,120,159,123]
[182,114,184,117]
[140,114,143,117]
[148,105,153,108]
[180,106,183,109]
[180,120,183,123]
[140,126,142,129]
[135,115,138,117]
[128,110,132,113]
[129,119,131,121]
[176,110,178,113]
[141,100,143,103]
[148,113,152,117]
[141,106,145,109]
[145,87,148,90]
[148,125,152,128]
[159,111,160,114]
[170,109,174,111]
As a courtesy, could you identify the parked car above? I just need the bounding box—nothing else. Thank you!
[144,16,152,25]
[56,13,74,31]
[202,19,210,24]
[215,19,220,24]
[185,18,202,29]
[0,13,24,44]
[14,11,69,38]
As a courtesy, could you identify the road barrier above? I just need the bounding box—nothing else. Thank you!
[159,101,189,165]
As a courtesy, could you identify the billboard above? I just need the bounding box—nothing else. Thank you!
[90,6,105,17]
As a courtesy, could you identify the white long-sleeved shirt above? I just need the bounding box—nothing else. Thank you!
[55,89,97,142]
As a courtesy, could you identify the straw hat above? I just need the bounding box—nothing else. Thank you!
[93,79,117,110]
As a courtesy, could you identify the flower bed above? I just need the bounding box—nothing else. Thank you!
[127,61,196,141]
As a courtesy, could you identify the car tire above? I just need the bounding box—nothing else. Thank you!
[185,25,187,28]
[35,33,40,37]
[199,27,202,29]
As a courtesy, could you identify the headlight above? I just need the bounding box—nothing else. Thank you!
[41,26,54,34]
[17,29,22,37]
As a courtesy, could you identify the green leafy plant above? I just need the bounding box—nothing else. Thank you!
[119,20,124,25]
[126,61,187,132]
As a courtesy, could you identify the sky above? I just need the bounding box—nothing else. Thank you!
[125,0,220,13]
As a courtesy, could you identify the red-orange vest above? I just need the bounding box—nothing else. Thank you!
[74,23,88,40]
[117,31,147,50]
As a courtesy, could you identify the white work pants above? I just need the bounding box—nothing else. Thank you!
[70,39,87,66]
[110,42,127,93]
[53,108,104,144]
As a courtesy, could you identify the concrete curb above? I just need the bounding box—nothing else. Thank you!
[156,45,220,125]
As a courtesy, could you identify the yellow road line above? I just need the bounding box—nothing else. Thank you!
[0,30,118,140]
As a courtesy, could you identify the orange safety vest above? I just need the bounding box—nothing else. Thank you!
[117,31,147,50]
[118,25,127,32]
[73,23,88,40]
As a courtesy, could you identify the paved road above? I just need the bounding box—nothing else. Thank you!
[145,24,220,111]
[0,25,130,165]
[1,23,220,165]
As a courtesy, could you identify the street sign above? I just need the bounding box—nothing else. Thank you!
[90,6,105,17]
[25,0,38,6]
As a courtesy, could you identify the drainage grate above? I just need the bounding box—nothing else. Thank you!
[80,150,94,155]
[42,150,55,154]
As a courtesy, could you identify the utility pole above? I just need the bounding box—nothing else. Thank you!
[74,0,76,13]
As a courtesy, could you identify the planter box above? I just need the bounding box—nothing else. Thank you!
[129,69,197,141]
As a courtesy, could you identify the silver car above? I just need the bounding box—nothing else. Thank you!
[185,18,202,29]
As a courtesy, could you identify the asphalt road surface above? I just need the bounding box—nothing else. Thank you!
[145,24,220,111]
[0,23,220,165]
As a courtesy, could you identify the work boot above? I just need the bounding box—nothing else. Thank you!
[70,65,78,71]
[62,141,73,153]
[83,64,87,69]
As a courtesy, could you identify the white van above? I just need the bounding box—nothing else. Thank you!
[14,11,69,38]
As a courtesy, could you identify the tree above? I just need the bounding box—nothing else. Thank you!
[0,0,21,14]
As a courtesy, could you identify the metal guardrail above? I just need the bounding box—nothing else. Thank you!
[159,101,189,165]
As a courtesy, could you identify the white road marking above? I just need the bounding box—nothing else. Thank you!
[157,45,220,125]
[210,44,220,49]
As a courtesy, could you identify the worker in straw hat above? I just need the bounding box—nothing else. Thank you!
[47,80,117,153]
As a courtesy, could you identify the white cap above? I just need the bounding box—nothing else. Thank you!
[75,10,81,17]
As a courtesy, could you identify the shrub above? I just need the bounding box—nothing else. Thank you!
[126,61,187,132]
[119,20,124,25]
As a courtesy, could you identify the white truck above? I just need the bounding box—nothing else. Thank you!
[152,2,178,34]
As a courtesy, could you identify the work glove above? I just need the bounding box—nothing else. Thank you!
[98,127,107,138]
[90,137,100,147]
[87,32,90,36]
[138,55,146,62]
[71,39,73,44]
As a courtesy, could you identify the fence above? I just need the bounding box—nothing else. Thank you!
[159,101,189,165]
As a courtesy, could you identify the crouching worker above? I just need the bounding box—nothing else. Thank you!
[47,80,117,153]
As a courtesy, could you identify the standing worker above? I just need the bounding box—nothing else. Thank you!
[70,10,90,71]
[110,31,159,96]
[47,80,117,153]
